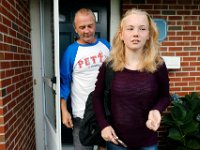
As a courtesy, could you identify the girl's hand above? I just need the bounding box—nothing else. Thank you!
[101,126,118,145]
[146,109,161,131]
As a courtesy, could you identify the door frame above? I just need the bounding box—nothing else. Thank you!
[31,0,61,149]
[31,0,120,149]
[30,0,45,149]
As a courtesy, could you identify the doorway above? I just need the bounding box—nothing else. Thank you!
[59,0,110,146]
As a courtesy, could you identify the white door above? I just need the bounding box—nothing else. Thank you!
[40,0,61,149]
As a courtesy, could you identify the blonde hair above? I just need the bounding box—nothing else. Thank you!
[108,8,163,73]
[74,8,96,27]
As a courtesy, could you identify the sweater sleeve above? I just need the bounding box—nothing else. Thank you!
[92,62,110,130]
[152,62,170,113]
[60,44,78,101]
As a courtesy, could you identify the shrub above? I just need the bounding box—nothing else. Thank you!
[162,92,200,150]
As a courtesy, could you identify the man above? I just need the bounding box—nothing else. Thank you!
[60,8,110,150]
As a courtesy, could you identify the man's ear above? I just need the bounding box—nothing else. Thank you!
[74,28,77,33]
[73,24,77,33]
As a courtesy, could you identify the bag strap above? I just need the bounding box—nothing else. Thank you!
[105,61,115,90]
[104,61,115,117]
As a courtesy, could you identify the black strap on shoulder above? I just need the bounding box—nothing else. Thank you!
[105,61,115,90]
[104,61,115,117]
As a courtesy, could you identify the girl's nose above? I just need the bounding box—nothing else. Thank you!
[133,29,139,36]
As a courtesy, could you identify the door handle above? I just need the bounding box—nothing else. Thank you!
[51,76,56,84]
[43,76,56,91]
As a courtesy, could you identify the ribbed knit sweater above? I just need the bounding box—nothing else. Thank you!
[93,62,170,148]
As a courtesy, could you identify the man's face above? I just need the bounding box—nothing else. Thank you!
[74,14,96,44]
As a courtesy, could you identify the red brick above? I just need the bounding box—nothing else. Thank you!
[2,17,11,28]
[168,47,182,51]
[176,42,190,46]
[176,52,190,56]
[182,67,196,71]
[0,24,8,34]
[183,26,197,30]
[0,144,6,150]
[170,87,181,91]
[191,31,200,35]
[4,53,13,60]
[169,16,182,20]
[0,117,4,124]
[167,31,176,36]
[183,57,197,61]
[169,5,183,9]
[169,36,182,40]
[183,37,197,40]
[177,31,190,35]
[190,51,200,56]
[177,21,191,25]
[190,62,200,66]
[192,21,200,25]
[182,77,196,81]
[161,42,176,46]
[1,78,11,87]
[190,72,200,76]
[177,10,191,15]
[175,82,188,86]
[169,77,181,82]
[0,126,5,133]
[184,16,198,20]
[0,135,5,143]
[191,41,200,46]
[189,82,200,86]
[176,72,189,76]
[2,0,11,10]
[182,87,195,91]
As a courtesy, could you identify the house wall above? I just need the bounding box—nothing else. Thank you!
[121,0,200,148]
[0,0,200,149]
[0,0,35,150]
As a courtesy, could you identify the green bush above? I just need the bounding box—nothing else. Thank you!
[162,92,200,150]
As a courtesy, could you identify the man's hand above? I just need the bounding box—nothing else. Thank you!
[146,109,161,131]
[62,110,73,128]
[61,99,73,128]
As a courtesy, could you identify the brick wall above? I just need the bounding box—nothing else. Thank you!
[0,0,35,150]
[122,0,200,148]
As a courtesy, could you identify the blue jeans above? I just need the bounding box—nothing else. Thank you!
[107,142,158,150]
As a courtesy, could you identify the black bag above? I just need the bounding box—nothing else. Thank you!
[79,62,115,146]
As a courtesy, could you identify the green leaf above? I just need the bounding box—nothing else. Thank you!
[184,92,200,113]
[187,138,200,149]
[162,114,175,126]
[171,103,187,125]
[182,121,199,135]
[168,127,183,141]
[175,146,188,150]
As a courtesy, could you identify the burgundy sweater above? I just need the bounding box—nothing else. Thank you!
[93,62,170,148]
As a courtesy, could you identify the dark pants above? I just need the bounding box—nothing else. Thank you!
[73,117,94,150]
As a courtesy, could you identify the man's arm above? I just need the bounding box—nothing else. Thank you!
[61,98,73,128]
[60,46,75,128]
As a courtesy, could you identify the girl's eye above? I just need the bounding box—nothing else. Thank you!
[140,28,146,30]
[127,28,133,30]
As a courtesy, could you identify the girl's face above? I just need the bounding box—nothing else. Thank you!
[120,14,150,52]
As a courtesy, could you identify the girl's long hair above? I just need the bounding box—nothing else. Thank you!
[108,8,163,73]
